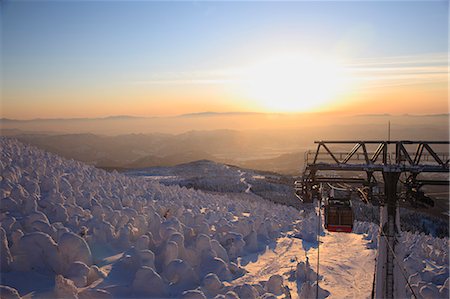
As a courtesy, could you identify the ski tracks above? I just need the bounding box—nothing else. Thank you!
[237,169,253,193]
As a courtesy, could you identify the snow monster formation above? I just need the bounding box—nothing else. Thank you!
[0,138,302,298]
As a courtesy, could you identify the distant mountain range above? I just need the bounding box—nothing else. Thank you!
[2,112,448,122]
[353,113,449,118]
[2,113,448,174]
[0,115,146,122]
[0,111,262,122]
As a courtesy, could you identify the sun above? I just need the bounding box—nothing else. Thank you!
[239,53,350,112]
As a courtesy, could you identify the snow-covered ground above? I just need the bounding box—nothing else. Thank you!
[125,161,255,194]
[125,161,300,209]
[0,138,448,299]
[231,232,376,299]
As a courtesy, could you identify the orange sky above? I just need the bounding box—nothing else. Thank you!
[2,2,448,119]
[3,52,448,120]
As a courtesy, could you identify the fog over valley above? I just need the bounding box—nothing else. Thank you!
[2,113,448,175]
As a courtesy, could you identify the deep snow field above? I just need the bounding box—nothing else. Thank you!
[0,138,448,299]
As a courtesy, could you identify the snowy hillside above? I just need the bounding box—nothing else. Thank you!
[0,138,448,299]
[0,138,317,298]
[125,161,299,208]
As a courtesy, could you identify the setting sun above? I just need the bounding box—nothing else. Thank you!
[238,53,351,112]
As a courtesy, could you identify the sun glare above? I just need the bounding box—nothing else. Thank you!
[239,53,350,112]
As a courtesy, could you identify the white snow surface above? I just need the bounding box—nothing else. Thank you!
[0,138,448,299]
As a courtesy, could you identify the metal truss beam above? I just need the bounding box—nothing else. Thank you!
[305,140,449,173]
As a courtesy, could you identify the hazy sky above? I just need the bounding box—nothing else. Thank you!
[1,0,448,119]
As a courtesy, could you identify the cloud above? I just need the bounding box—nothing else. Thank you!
[343,52,448,90]
[129,52,447,90]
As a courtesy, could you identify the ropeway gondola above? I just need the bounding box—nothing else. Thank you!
[323,186,354,233]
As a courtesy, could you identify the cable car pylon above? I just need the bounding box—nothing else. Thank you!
[295,140,449,299]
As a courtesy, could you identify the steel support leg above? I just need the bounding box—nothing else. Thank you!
[382,171,400,299]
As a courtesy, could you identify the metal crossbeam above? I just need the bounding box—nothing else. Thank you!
[311,177,367,184]
[312,140,448,144]
[308,163,448,173]
[305,140,449,171]
[415,179,449,186]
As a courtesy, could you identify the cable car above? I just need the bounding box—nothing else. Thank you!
[324,187,354,233]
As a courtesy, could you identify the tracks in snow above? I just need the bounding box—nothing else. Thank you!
[237,169,253,193]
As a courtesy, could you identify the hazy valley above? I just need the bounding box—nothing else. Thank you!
[2,113,448,175]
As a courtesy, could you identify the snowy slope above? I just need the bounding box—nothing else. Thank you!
[125,161,300,208]
[0,138,448,299]
[0,138,315,298]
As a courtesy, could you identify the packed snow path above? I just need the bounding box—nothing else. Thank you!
[234,232,376,299]
[308,233,376,299]
[237,170,252,194]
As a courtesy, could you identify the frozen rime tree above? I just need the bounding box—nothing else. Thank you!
[17,232,60,273]
[54,275,78,299]
[0,285,21,299]
[0,227,13,271]
[58,232,93,273]
[266,274,284,295]
[132,266,167,297]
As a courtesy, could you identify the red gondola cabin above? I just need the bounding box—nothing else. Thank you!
[324,187,354,233]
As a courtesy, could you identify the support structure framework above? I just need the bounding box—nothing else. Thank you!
[298,141,449,203]
[296,140,449,299]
